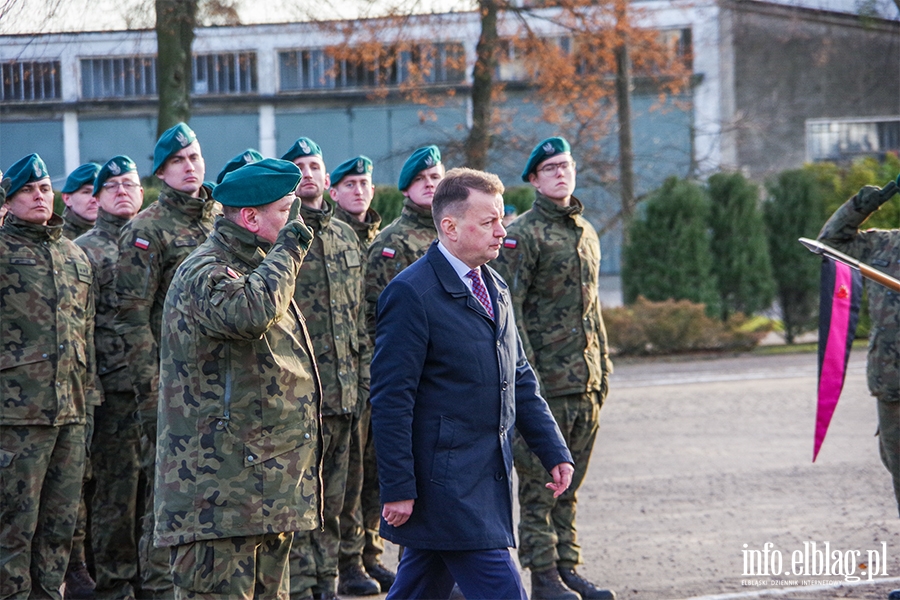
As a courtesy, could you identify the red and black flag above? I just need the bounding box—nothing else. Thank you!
[813,257,862,462]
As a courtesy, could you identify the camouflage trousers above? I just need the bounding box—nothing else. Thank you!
[338,402,384,572]
[290,414,352,597]
[170,532,291,599]
[69,405,95,568]
[137,408,173,598]
[1,423,86,600]
[514,392,600,571]
[90,391,142,599]
[877,397,900,518]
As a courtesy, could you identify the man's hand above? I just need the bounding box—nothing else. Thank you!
[546,463,574,498]
[382,499,414,527]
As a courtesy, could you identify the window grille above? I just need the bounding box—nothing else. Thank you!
[81,56,157,99]
[1,60,62,102]
[193,52,258,95]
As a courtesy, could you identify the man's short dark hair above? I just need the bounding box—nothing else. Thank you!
[432,168,505,225]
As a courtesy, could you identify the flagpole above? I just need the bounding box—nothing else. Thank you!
[799,237,900,293]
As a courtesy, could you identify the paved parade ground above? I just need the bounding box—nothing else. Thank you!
[379,349,900,599]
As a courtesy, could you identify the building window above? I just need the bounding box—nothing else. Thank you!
[278,42,465,92]
[81,57,157,99]
[1,60,62,102]
[806,118,900,162]
[193,52,258,95]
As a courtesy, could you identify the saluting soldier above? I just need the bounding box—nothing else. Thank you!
[60,162,101,240]
[0,153,99,599]
[280,139,376,599]
[114,122,219,597]
[493,137,615,600]
[74,156,146,600]
[154,158,321,600]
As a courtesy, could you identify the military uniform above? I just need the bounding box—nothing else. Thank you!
[364,200,436,338]
[1,212,98,599]
[818,185,900,514]
[493,192,612,574]
[114,182,218,595]
[333,204,384,580]
[62,207,95,240]
[289,201,368,597]
[155,212,321,598]
[76,208,143,598]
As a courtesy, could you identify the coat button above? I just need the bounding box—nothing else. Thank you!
[247,455,255,462]
[304,433,311,439]
[494,471,504,481]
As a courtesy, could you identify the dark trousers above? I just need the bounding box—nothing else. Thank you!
[386,547,526,600]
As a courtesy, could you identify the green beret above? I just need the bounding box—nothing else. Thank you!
[521,137,571,181]
[281,137,323,163]
[216,148,264,184]
[3,153,50,198]
[213,158,302,208]
[398,145,441,191]
[0,170,5,207]
[94,156,138,195]
[153,122,198,174]
[61,162,101,194]
[331,156,373,186]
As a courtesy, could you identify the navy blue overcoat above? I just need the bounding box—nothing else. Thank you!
[370,242,572,551]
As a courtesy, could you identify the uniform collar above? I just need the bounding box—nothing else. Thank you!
[299,200,333,234]
[94,208,131,235]
[2,213,64,242]
[401,199,436,231]
[210,216,271,269]
[62,207,94,232]
[534,193,584,220]
[159,182,217,220]
[334,205,381,242]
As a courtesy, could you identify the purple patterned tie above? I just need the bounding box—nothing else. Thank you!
[466,268,494,319]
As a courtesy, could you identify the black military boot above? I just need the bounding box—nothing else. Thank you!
[63,562,96,599]
[531,568,581,600]
[338,564,381,596]
[363,559,396,591]
[557,567,616,600]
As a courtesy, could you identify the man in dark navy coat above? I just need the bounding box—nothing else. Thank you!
[370,167,575,600]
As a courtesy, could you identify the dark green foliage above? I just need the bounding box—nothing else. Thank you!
[372,185,405,228]
[502,186,535,216]
[707,172,775,320]
[622,176,720,316]
[763,169,825,344]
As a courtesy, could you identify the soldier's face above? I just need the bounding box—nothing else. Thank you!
[6,178,53,225]
[403,165,444,208]
[62,183,99,221]
[442,189,506,269]
[157,141,205,197]
[254,194,295,244]
[330,174,374,218]
[529,153,576,203]
[98,173,143,220]
[292,156,329,202]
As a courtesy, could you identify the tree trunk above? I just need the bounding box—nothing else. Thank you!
[614,4,635,227]
[156,0,197,136]
[466,0,498,171]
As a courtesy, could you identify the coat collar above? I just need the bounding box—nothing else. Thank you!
[158,182,217,221]
[400,199,436,232]
[298,200,333,234]
[94,208,131,236]
[425,241,509,325]
[533,192,585,221]
[334,205,381,245]
[209,216,270,270]
[2,213,64,242]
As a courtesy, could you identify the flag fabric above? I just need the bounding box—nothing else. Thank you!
[814,257,862,462]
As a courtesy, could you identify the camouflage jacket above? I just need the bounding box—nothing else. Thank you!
[0,213,99,425]
[493,193,612,398]
[62,207,94,240]
[334,205,382,249]
[297,202,369,415]
[114,183,218,406]
[76,209,132,395]
[155,217,322,547]
[365,200,436,338]
[818,186,900,401]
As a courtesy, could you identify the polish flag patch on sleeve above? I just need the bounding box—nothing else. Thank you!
[503,239,517,249]
[134,237,150,250]
[381,247,396,258]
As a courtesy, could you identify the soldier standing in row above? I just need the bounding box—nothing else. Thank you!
[494,137,615,600]
[115,122,218,598]
[281,141,375,599]
[1,153,99,599]
[154,158,321,600]
[328,156,396,594]
[75,156,146,600]
[60,162,101,240]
